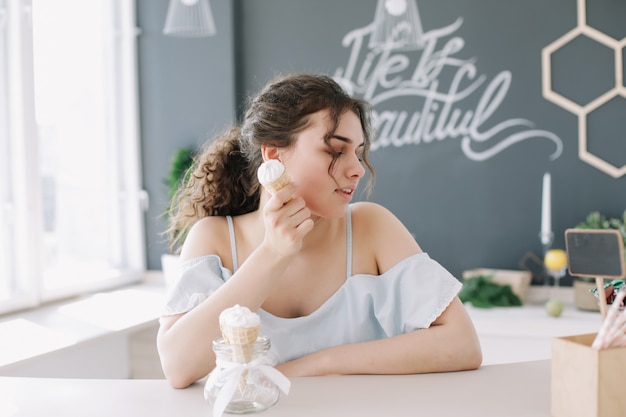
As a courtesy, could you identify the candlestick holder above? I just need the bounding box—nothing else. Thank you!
[539,230,554,285]
[539,230,554,248]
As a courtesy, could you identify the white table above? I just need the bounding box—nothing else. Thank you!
[467,290,602,365]
[1,360,551,417]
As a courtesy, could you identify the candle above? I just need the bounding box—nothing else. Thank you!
[541,172,551,243]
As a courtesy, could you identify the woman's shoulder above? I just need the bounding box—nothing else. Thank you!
[179,215,231,262]
[350,201,403,231]
[350,202,422,274]
[187,215,229,236]
[350,201,394,218]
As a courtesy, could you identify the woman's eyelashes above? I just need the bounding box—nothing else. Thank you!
[328,147,363,162]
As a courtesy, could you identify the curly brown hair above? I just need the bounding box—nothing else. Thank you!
[164,73,376,253]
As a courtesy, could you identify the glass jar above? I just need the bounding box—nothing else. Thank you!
[204,335,280,414]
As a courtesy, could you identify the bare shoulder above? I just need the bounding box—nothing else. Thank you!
[179,216,231,263]
[350,202,410,235]
[350,202,422,273]
[350,201,396,221]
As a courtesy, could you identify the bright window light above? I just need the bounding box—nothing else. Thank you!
[0,0,146,314]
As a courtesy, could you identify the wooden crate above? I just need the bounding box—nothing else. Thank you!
[552,333,626,417]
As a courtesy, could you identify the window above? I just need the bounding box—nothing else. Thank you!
[0,0,146,315]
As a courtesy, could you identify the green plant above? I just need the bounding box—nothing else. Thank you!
[162,147,196,253]
[458,275,522,308]
[575,210,626,259]
[166,147,195,202]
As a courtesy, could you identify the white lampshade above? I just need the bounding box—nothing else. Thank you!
[369,0,424,50]
[163,0,217,38]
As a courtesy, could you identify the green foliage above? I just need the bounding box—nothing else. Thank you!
[575,210,626,260]
[167,147,195,202]
[459,275,522,308]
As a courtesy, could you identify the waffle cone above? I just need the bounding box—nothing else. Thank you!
[220,324,260,363]
[260,170,291,195]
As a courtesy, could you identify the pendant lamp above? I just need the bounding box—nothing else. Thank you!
[369,0,424,50]
[163,0,216,38]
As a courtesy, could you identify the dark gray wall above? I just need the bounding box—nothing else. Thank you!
[139,0,626,282]
[233,0,626,282]
[137,0,236,268]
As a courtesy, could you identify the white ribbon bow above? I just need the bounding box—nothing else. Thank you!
[205,357,291,417]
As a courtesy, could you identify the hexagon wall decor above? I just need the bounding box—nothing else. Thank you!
[542,0,626,178]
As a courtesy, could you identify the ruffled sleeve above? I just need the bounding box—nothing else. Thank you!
[161,255,232,316]
[359,252,462,335]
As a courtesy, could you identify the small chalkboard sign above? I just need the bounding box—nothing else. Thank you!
[565,229,626,278]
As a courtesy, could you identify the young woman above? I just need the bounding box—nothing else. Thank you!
[158,73,482,389]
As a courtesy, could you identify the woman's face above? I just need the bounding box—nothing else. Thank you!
[281,109,366,218]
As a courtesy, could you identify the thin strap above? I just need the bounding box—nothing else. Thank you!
[226,216,239,272]
[346,204,352,278]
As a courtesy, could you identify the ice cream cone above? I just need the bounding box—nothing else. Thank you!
[261,170,291,195]
[218,305,262,393]
[257,160,291,196]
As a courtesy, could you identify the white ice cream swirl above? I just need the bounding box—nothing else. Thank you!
[219,304,261,328]
[257,160,285,184]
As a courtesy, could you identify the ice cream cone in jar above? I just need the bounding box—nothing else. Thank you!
[205,305,286,416]
[219,305,261,391]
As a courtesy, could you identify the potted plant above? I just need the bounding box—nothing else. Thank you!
[572,210,626,310]
[166,147,195,204]
[161,147,196,288]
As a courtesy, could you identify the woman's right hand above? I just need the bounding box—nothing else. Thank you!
[261,184,314,257]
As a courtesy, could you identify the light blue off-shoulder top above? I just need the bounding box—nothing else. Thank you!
[163,206,462,364]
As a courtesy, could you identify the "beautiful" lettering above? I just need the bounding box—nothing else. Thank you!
[334,18,562,161]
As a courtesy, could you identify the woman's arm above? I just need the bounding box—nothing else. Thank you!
[157,243,293,388]
[276,297,482,376]
[274,203,482,377]
[158,189,313,388]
